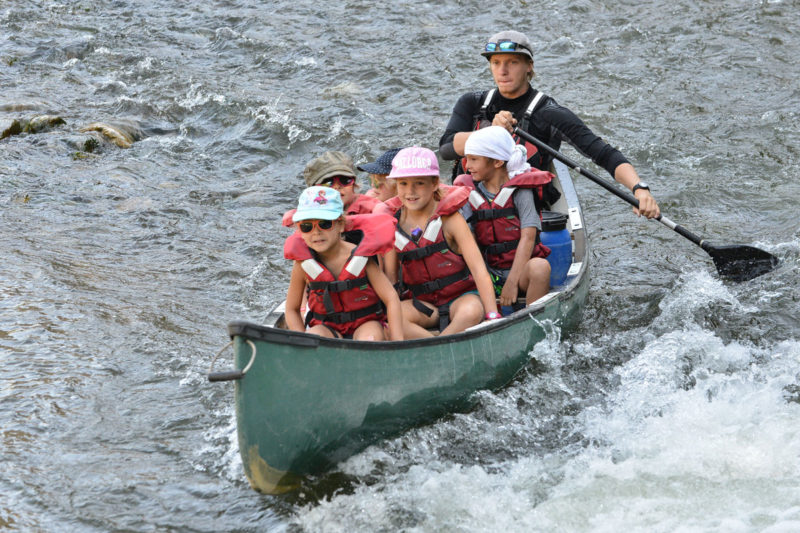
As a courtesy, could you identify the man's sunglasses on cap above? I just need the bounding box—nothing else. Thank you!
[320,175,355,187]
[485,41,531,54]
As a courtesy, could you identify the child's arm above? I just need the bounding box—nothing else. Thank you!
[444,213,499,316]
[499,226,537,307]
[365,260,404,341]
[382,248,399,284]
[284,261,308,332]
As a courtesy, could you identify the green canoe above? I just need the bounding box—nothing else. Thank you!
[209,160,589,494]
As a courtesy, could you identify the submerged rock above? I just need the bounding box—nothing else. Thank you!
[2,115,66,139]
[79,120,144,148]
[62,133,101,155]
[783,384,800,404]
[24,115,66,134]
[1,119,23,140]
[2,114,148,151]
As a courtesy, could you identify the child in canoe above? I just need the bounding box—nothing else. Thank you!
[460,126,553,306]
[383,147,500,338]
[283,186,403,341]
[358,147,401,202]
[282,151,382,226]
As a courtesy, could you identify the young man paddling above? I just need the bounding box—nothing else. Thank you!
[439,30,660,219]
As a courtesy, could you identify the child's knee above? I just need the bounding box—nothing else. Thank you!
[402,299,434,322]
[353,321,385,341]
[456,295,484,321]
[529,257,551,279]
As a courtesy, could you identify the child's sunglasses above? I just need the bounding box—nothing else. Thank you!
[297,219,335,233]
[320,175,355,187]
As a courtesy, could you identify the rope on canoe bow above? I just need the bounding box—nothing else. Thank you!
[207,339,257,382]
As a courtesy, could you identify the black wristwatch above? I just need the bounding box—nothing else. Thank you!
[632,182,650,194]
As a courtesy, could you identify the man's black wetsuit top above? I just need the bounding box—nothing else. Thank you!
[439,86,629,176]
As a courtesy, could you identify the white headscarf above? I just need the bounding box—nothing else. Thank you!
[506,144,531,178]
[464,125,531,177]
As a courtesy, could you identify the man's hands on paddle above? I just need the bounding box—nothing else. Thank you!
[613,162,661,219]
[633,188,660,219]
[492,110,517,133]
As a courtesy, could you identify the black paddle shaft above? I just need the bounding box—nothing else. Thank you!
[513,127,779,282]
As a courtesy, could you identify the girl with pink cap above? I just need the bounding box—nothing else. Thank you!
[383,147,500,338]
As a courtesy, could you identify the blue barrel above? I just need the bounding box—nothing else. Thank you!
[540,211,572,287]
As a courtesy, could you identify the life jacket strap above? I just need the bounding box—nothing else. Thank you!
[411,298,454,332]
[308,276,369,314]
[518,91,547,132]
[484,240,519,256]
[305,302,384,326]
[468,207,516,223]
[479,89,496,116]
[307,276,368,294]
[398,240,449,261]
[406,268,471,297]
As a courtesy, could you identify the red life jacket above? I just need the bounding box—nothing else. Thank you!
[346,194,380,215]
[460,89,548,172]
[467,170,554,269]
[390,187,477,306]
[283,214,396,335]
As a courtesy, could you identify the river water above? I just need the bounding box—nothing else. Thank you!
[2,0,799,531]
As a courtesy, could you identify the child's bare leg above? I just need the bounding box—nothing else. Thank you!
[400,299,437,339]
[307,325,339,338]
[520,257,551,305]
[440,293,483,336]
[353,320,386,341]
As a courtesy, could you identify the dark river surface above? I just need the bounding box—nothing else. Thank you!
[2,0,799,531]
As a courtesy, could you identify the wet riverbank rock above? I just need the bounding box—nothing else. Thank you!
[1,114,147,153]
[78,120,144,149]
[1,119,23,140]
[24,115,66,134]
[1,115,66,139]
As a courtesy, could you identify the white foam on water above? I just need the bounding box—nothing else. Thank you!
[540,335,800,532]
[292,271,800,532]
[135,56,158,74]
[177,81,227,110]
[252,97,311,145]
[294,57,317,67]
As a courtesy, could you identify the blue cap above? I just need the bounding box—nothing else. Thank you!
[292,186,344,222]
[357,148,402,175]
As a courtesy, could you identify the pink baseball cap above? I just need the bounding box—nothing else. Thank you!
[387,147,440,179]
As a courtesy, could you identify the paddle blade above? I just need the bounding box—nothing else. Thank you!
[704,244,780,282]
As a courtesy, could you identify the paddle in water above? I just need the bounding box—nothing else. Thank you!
[513,128,780,282]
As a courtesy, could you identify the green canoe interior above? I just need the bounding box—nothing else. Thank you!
[223,161,589,494]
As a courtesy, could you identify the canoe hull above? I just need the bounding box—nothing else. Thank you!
[230,274,588,493]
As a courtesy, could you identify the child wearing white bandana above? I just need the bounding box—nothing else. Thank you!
[461,126,552,308]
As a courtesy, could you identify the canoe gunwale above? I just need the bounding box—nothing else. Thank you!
[226,270,585,352]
